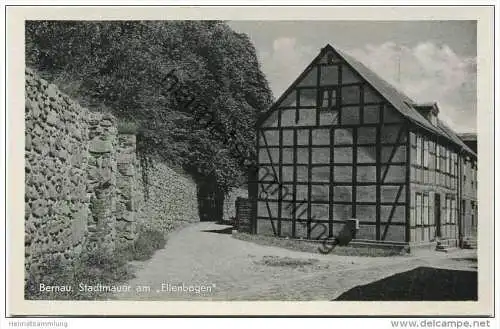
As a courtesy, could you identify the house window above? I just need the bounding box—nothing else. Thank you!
[322,89,331,107]
[450,153,454,176]
[320,88,336,108]
[447,150,453,174]
[450,198,454,224]
[453,153,458,177]
[443,197,450,224]
[448,197,452,224]
[416,136,422,167]
[416,193,422,226]
[429,193,435,226]
[471,201,476,228]
[423,139,429,168]
[453,199,457,224]
[437,146,440,171]
[423,194,429,226]
[441,147,446,173]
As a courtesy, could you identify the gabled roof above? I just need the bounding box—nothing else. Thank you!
[335,48,439,134]
[458,132,477,142]
[258,44,476,157]
[437,120,476,155]
[333,45,476,157]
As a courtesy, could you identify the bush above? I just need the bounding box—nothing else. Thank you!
[24,249,135,301]
[24,226,167,300]
[24,255,74,300]
[75,248,133,284]
[122,226,167,261]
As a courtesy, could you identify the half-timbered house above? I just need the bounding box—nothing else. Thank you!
[251,44,477,249]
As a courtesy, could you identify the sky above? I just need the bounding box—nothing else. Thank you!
[228,21,477,133]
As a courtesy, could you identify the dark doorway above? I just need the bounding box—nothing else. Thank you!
[435,193,441,237]
[197,178,224,222]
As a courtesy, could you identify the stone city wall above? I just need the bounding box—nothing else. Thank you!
[24,68,202,280]
[25,67,93,276]
[136,160,200,233]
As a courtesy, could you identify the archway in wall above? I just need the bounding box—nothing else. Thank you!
[197,177,224,222]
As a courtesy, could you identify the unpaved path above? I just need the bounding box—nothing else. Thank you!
[114,222,477,301]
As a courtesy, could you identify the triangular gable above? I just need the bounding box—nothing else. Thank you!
[257,50,326,127]
[257,44,405,127]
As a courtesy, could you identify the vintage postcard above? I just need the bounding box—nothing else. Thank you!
[4,5,495,317]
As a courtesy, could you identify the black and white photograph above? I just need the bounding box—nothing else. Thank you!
[4,4,496,319]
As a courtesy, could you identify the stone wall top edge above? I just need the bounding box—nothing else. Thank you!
[25,67,117,123]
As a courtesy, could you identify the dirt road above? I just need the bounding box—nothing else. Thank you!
[114,222,477,301]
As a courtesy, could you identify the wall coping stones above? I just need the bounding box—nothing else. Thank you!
[89,139,113,153]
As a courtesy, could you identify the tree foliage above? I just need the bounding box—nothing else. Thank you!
[26,21,273,192]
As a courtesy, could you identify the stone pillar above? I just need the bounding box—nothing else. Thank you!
[86,112,117,254]
[236,197,252,233]
[115,133,138,248]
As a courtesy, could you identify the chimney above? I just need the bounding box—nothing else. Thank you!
[414,102,439,126]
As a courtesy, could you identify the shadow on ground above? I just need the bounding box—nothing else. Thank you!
[450,257,478,270]
[202,226,234,235]
[334,266,477,301]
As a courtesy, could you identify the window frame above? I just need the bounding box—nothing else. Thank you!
[423,193,429,226]
[423,138,429,169]
[415,193,422,227]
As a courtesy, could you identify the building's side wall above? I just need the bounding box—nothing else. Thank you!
[255,49,408,243]
[409,129,460,245]
[460,156,478,240]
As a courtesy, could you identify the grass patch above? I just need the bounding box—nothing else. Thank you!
[233,232,406,257]
[257,256,319,268]
[25,226,167,300]
[121,226,167,261]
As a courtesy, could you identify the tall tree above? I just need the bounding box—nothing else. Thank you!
[26,20,273,192]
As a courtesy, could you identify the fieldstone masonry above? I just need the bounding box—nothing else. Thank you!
[136,160,200,232]
[86,112,118,253]
[24,68,139,278]
[25,68,245,281]
[115,134,140,247]
[25,68,92,276]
